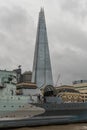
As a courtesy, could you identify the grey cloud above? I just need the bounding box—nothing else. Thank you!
[59,0,87,19]
[45,0,87,84]
[0,4,35,70]
[50,23,87,51]
[52,46,87,85]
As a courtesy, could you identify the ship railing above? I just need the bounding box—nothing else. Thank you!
[0,85,6,89]
[0,83,6,89]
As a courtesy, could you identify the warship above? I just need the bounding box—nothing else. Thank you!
[0,73,87,128]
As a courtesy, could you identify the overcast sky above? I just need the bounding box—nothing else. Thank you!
[0,0,87,85]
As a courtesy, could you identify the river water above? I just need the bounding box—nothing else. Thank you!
[13,124,87,130]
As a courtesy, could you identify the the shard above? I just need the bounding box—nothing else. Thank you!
[32,8,53,88]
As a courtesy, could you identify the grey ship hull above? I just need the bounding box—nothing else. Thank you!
[1,102,87,128]
[34,102,87,117]
[0,115,86,128]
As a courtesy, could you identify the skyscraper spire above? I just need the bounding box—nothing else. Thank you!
[32,8,53,88]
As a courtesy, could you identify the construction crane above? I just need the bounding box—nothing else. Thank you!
[55,74,61,87]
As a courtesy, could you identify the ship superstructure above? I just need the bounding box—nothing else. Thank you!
[0,70,45,118]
